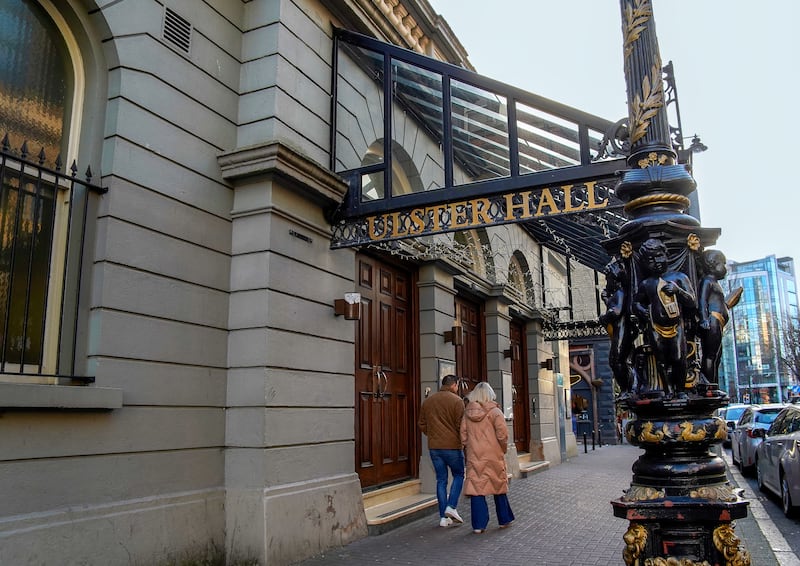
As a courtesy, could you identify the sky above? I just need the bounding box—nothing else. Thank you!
[427,0,800,266]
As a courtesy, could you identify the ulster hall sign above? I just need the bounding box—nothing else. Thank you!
[333,181,613,247]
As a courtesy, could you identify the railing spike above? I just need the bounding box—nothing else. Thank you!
[70,160,78,176]
[55,154,63,171]
[1,133,9,152]
[85,165,93,182]
[38,147,46,165]
[20,141,29,160]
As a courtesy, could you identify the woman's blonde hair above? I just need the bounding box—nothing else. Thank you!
[468,381,496,404]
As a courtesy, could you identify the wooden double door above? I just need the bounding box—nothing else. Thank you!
[354,255,416,489]
[454,295,485,395]
[453,299,529,453]
[510,320,530,453]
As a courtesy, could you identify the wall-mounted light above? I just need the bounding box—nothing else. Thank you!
[334,292,362,320]
[539,358,553,371]
[443,322,464,346]
[503,345,520,361]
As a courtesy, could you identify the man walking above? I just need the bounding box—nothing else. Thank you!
[418,374,465,527]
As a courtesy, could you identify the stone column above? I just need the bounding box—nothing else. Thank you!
[416,261,458,494]
[219,142,367,565]
[483,295,518,475]
[527,321,560,464]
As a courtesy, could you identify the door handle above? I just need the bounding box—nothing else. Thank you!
[372,365,380,398]
[379,370,388,397]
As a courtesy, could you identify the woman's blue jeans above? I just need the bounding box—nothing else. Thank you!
[470,494,515,530]
[429,449,464,517]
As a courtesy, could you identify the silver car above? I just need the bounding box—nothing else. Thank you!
[755,405,800,517]
[730,404,783,474]
[721,404,749,447]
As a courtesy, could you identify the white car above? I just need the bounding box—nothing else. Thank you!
[755,405,800,517]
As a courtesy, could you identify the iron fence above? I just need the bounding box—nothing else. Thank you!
[0,134,105,382]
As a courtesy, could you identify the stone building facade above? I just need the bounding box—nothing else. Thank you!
[0,1,623,564]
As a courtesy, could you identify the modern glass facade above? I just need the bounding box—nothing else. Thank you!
[720,255,799,403]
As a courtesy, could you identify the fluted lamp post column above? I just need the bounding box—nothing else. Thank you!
[603,1,751,564]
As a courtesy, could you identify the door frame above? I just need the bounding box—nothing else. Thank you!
[453,292,486,395]
[353,252,421,488]
[510,318,530,453]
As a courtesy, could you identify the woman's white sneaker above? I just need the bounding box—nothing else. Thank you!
[439,517,453,527]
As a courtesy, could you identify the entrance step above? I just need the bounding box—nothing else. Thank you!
[517,452,550,478]
[363,479,437,535]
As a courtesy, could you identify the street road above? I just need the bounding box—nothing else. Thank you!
[722,446,800,565]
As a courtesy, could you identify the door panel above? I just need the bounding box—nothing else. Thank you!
[510,321,530,453]
[455,295,484,394]
[355,255,414,488]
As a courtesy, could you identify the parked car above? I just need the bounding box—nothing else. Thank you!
[730,404,783,474]
[755,404,800,517]
[721,404,749,447]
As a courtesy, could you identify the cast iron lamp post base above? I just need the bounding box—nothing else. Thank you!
[611,392,750,565]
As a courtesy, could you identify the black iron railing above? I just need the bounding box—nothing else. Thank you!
[0,134,106,382]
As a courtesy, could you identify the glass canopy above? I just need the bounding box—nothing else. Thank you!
[330,28,630,270]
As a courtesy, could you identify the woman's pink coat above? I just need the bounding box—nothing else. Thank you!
[460,400,509,495]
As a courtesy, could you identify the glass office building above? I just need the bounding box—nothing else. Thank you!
[720,255,799,403]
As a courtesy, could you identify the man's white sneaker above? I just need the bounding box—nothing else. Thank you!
[444,506,463,524]
[439,517,453,527]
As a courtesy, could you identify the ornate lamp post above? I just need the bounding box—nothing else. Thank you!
[603,1,751,564]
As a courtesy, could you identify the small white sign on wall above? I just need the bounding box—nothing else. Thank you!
[502,371,513,420]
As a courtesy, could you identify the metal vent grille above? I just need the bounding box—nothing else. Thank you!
[163,7,192,53]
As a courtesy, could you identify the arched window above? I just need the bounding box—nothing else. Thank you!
[0,0,72,158]
[508,251,535,305]
[0,1,94,377]
[360,140,424,201]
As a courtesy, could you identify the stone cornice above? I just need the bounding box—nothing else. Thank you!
[217,141,347,208]
[325,0,473,68]
[372,0,429,53]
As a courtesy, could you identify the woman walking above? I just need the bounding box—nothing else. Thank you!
[460,382,515,533]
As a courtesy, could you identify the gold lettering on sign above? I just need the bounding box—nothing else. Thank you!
[562,185,585,213]
[427,204,446,232]
[586,181,608,209]
[450,201,470,229]
[390,211,407,237]
[363,182,610,242]
[409,208,426,233]
[536,188,558,216]
[368,215,386,240]
[504,191,532,221]
[471,198,493,226]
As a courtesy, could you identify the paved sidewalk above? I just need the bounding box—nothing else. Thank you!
[293,444,778,566]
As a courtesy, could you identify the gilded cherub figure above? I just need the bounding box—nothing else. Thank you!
[697,249,731,383]
[632,239,697,398]
[599,258,638,393]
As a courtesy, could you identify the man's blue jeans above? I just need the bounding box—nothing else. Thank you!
[429,449,464,517]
